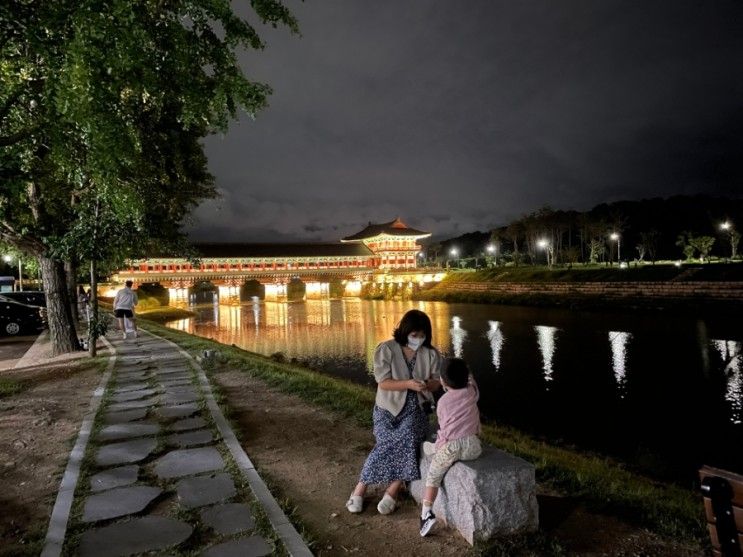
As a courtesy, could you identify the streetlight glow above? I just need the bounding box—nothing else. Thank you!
[486,244,495,253]
[2,255,11,263]
[450,248,458,256]
[721,221,732,231]
[537,239,548,249]
[609,232,621,262]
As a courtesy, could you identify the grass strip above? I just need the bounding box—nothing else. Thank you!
[0,377,25,398]
[441,262,743,283]
[139,319,707,545]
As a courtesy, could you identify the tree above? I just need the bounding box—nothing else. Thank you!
[589,239,605,264]
[676,232,696,262]
[1,0,298,355]
[689,236,715,263]
[638,230,660,264]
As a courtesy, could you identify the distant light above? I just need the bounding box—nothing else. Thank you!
[537,239,548,249]
[674,261,682,268]
[486,244,495,253]
[610,232,620,241]
[418,252,424,258]
[450,248,458,256]
[2,255,11,263]
[720,221,732,231]
[619,261,628,269]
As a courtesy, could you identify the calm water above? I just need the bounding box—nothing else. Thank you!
[166,299,743,481]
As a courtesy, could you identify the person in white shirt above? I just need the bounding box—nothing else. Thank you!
[113,280,139,339]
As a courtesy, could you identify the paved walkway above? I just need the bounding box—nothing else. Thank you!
[43,330,312,557]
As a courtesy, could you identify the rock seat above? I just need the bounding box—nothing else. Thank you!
[410,445,539,545]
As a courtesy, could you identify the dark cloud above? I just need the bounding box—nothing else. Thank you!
[185,0,743,242]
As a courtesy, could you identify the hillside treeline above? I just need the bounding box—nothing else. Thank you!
[429,195,743,266]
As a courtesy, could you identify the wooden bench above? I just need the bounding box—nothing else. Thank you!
[700,465,743,556]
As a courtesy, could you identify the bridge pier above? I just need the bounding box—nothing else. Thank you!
[305,282,330,300]
[217,284,241,305]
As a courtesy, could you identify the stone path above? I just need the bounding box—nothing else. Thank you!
[44,331,311,557]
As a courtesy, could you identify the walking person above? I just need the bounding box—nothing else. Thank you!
[418,358,482,537]
[77,285,90,322]
[346,309,442,515]
[113,280,138,339]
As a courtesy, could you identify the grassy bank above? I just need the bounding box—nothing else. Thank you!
[136,306,195,322]
[140,318,707,546]
[441,261,743,283]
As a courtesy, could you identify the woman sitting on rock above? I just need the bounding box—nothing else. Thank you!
[346,309,442,515]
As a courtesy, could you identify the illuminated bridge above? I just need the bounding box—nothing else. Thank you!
[111,218,445,302]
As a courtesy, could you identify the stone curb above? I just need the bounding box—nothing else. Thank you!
[12,330,49,369]
[146,329,313,557]
[41,336,116,557]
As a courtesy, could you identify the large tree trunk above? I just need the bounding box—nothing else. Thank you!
[65,260,79,321]
[40,257,79,356]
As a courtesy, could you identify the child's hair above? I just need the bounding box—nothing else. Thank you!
[442,358,470,389]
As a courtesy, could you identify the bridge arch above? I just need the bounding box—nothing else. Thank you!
[240,280,265,301]
[287,278,306,302]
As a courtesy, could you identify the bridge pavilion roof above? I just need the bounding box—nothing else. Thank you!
[182,243,374,258]
[341,218,430,242]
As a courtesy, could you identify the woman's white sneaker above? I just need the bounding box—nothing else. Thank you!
[346,495,363,513]
[377,493,397,515]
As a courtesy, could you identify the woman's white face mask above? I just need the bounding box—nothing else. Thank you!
[407,334,425,350]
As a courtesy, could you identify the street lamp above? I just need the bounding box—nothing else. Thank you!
[720,221,739,260]
[610,232,621,263]
[448,247,459,269]
[537,239,552,266]
[486,244,496,267]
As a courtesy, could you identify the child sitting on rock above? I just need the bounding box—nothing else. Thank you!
[419,357,482,537]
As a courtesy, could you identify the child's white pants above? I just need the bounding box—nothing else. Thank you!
[423,435,482,487]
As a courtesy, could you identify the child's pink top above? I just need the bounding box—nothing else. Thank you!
[435,378,481,449]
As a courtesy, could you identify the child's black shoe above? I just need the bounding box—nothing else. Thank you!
[420,510,436,537]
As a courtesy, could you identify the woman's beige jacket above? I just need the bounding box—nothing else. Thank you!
[373,338,443,416]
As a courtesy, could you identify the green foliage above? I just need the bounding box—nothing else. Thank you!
[1,0,297,353]
[0,377,25,398]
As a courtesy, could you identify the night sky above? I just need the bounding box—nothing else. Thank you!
[186,0,743,243]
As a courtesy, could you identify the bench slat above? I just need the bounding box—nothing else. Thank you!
[700,465,743,556]
[700,466,743,508]
[704,499,743,530]
[707,525,743,553]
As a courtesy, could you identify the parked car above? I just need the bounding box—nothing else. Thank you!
[0,297,45,335]
[1,291,46,307]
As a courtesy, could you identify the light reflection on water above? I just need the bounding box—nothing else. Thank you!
[486,321,504,371]
[534,325,559,382]
[609,331,632,396]
[713,340,743,425]
[450,316,467,358]
[167,298,743,478]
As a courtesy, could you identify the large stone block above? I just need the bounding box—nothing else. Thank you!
[410,445,538,545]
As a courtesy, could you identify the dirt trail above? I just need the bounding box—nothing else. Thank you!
[213,367,704,557]
[0,360,100,556]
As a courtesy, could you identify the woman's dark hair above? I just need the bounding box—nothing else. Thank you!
[393,309,433,348]
[442,358,469,389]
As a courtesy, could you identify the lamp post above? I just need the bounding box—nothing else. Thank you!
[720,221,739,260]
[449,247,459,269]
[537,239,552,267]
[3,254,22,291]
[610,232,621,264]
[486,244,496,267]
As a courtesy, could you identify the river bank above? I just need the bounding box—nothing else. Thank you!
[416,264,743,312]
[141,317,708,554]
